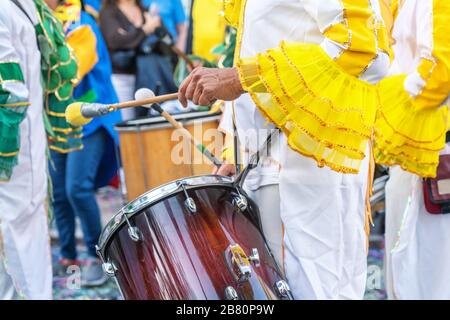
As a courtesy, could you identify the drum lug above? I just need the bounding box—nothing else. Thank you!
[177,181,197,214]
[224,286,239,300]
[275,280,293,300]
[248,248,260,267]
[102,262,118,277]
[233,192,248,212]
[224,244,252,283]
[128,226,141,242]
[184,197,197,214]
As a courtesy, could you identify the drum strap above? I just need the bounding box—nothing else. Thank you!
[234,128,280,188]
[231,101,242,175]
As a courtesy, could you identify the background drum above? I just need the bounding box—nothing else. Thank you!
[116,111,222,201]
[97,175,291,300]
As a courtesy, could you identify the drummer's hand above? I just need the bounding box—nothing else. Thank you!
[212,162,237,177]
[178,67,244,107]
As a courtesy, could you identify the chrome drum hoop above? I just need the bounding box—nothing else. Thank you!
[97,175,234,257]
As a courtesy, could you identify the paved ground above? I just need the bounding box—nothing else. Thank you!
[51,187,387,300]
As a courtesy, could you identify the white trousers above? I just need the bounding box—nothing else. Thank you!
[279,143,369,300]
[0,258,19,300]
[245,184,284,272]
[385,167,450,299]
[0,200,52,300]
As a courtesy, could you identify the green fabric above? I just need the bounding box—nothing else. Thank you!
[0,61,28,180]
[212,27,237,68]
[34,0,82,153]
[77,88,97,103]
[0,107,26,180]
[0,62,25,82]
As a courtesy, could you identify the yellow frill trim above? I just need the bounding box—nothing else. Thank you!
[237,42,378,174]
[374,75,448,178]
[219,0,242,28]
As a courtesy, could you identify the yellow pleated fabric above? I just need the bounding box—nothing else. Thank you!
[238,42,378,174]
[374,0,450,178]
[374,77,448,178]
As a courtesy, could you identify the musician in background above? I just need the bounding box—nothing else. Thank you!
[45,0,122,287]
[378,0,450,300]
[179,0,392,299]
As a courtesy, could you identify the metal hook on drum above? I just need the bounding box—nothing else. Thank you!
[122,211,142,242]
[275,280,294,300]
[233,190,248,212]
[177,181,197,214]
[96,245,118,277]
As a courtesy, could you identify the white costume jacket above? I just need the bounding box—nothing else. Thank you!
[0,0,52,300]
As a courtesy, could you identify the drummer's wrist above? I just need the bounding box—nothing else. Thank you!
[231,67,245,96]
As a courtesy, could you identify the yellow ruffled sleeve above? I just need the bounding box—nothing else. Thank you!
[374,0,450,177]
[238,42,378,174]
[235,0,389,174]
[219,0,242,28]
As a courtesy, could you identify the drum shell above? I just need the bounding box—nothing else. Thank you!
[116,112,222,201]
[103,185,283,300]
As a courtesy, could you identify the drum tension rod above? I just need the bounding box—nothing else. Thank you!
[177,181,197,214]
[233,189,248,212]
[96,245,117,277]
[224,286,239,300]
[123,210,141,242]
[275,280,294,300]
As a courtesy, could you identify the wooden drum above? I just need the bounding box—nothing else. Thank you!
[116,111,222,201]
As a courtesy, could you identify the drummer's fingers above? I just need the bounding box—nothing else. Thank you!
[179,73,194,107]
[198,84,215,106]
[185,73,201,104]
[192,80,204,105]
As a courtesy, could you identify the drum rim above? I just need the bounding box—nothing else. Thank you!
[115,111,221,131]
[97,174,234,257]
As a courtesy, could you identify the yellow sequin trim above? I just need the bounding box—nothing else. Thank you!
[0,151,18,157]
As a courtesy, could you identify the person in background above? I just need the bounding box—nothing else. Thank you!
[83,0,101,19]
[186,0,225,62]
[0,0,82,299]
[45,0,122,287]
[100,0,161,120]
[142,0,187,52]
[379,0,450,300]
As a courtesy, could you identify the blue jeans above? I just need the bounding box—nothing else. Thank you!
[50,129,107,259]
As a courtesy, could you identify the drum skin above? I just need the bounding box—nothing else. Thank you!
[105,186,284,300]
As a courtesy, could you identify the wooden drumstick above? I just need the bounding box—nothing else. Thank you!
[109,92,179,111]
[65,92,180,127]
